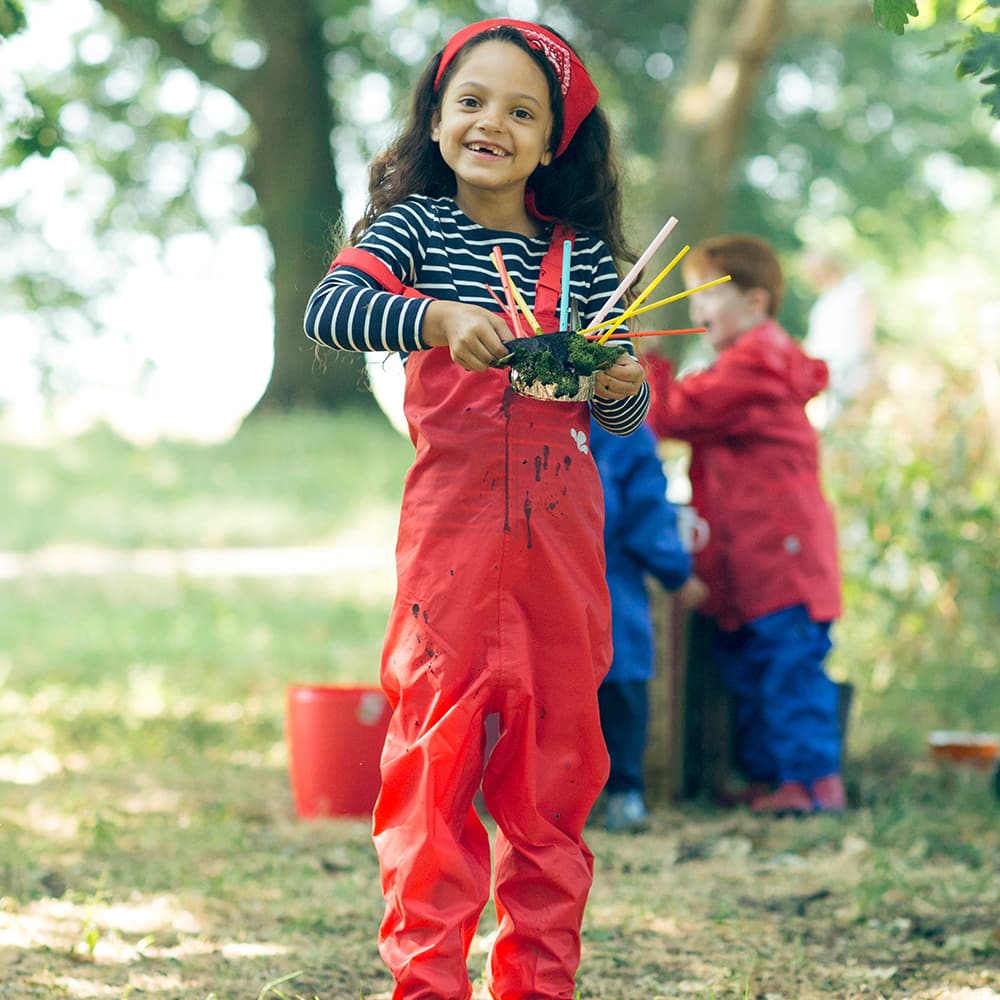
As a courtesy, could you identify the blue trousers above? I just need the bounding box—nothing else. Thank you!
[714,604,841,784]
[598,680,648,795]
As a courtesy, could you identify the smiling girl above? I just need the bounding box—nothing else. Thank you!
[304,19,648,1000]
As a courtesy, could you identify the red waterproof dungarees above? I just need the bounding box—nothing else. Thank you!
[343,232,612,999]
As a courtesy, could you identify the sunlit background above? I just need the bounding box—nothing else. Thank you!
[2,0,998,445]
[1,0,411,441]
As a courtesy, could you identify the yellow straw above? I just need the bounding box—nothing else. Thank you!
[579,275,732,337]
[509,281,544,336]
[595,246,689,344]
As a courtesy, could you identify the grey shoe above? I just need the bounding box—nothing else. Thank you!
[605,790,649,833]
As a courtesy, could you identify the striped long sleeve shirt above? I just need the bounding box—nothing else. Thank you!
[304,195,649,435]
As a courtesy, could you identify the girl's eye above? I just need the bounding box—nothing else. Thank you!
[458,97,480,109]
[512,109,533,120]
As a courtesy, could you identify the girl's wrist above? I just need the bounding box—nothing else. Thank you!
[421,301,450,348]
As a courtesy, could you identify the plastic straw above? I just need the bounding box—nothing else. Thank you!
[589,216,678,328]
[596,245,689,344]
[584,327,706,341]
[490,247,527,337]
[578,275,732,336]
[485,284,515,320]
[559,239,572,330]
[509,281,544,336]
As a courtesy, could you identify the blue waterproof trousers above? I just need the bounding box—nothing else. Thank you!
[713,604,841,784]
[597,680,648,795]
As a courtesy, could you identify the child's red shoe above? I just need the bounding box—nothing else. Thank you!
[810,773,846,813]
[713,781,772,809]
[750,781,814,815]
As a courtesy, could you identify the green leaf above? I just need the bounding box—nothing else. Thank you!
[0,0,27,37]
[873,0,920,35]
[980,69,1000,116]
[957,31,1000,80]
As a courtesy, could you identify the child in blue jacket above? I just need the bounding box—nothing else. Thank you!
[590,419,708,831]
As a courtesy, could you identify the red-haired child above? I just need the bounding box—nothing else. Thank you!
[645,234,846,816]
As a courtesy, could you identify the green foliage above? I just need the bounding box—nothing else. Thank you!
[727,17,998,343]
[5,86,63,161]
[823,337,1000,754]
[0,0,26,37]
[874,0,1000,116]
[581,0,996,296]
[4,0,997,412]
[873,0,920,35]
[958,25,1000,116]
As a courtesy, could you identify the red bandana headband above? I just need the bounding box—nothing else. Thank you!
[433,19,599,157]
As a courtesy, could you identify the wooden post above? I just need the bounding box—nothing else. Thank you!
[645,583,689,803]
[647,592,735,802]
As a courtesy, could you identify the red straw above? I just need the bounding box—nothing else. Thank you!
[485,284,514,319]
[490,247,528,337]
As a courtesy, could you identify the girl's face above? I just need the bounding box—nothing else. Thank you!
[431,40,554,218]
[684,270,768,352]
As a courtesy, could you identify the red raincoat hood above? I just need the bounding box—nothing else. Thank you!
[740,319,829,404]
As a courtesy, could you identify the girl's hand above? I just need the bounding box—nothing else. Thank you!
[423,301,513,371]
[595,353,646,400]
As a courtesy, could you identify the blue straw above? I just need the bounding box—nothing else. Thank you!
[559,239,572,330]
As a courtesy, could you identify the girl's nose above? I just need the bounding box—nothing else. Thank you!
[476,107,503,132]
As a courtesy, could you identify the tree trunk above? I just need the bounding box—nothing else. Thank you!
[634,0,788,344]
[94,0,370,411]
[241,0,367,412]
[657,0,786,239]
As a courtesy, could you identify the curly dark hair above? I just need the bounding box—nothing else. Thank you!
[349,25,635,276]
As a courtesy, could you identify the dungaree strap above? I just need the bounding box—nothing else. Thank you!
[327,247,430,299]
[534,224,574,329]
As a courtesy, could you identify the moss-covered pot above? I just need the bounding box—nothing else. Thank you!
[493,331,626,401]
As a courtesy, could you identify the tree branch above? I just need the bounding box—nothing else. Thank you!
[93,0,253,100]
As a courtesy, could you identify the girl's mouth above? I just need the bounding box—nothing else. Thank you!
[467,142,509,157]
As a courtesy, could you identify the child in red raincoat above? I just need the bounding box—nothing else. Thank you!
[645,234,846,816]
[304,20,647,999]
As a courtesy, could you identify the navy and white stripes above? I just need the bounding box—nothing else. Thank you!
[304,195,649,434]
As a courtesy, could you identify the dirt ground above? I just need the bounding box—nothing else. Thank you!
[4,761,998,1000]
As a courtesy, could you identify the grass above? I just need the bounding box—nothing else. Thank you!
[0,410,414,549]
[0,578,392,997]
[0,408,998,998]
[0,575,386,697]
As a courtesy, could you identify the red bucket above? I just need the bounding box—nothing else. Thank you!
[286,685,392,818]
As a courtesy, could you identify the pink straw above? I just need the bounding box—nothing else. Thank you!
[590,217,678,328]
[490,247,528,337]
